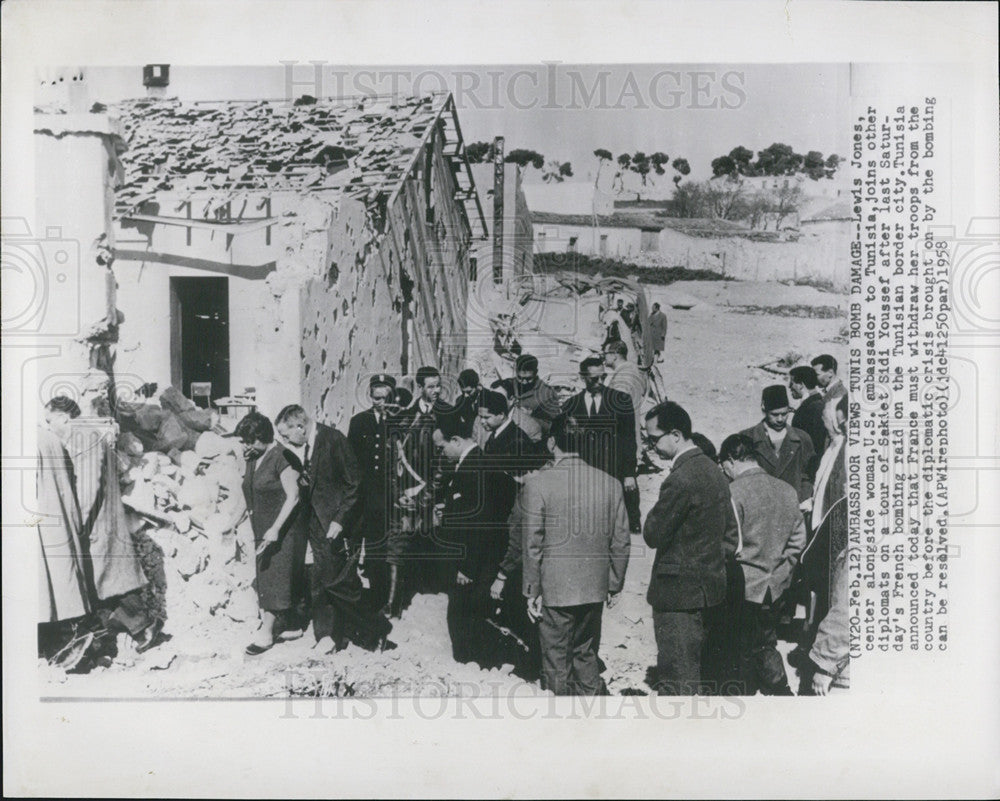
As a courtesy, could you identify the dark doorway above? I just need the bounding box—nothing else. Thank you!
[170,277,230,403]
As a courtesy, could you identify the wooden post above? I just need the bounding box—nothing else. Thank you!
[492,136,504,284]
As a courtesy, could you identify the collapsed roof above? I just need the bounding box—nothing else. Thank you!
[109,93,452,219]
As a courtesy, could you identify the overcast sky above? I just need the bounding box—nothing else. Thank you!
[78,63,850,184]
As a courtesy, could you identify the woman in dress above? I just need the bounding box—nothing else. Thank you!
[235,412,306,655]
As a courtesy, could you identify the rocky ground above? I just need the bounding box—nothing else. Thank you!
[41,278,848,699]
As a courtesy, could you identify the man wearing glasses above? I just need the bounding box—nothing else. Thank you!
[642,401,738,695]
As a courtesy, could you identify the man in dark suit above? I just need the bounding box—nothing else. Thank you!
[389,365,452,597]
[739,385,816,509]
[789,365,827,465]
[643,401,738,695]
[811,354,847,405]
[275,405,391,654]
[347,374,400,615]
[561,356,637,502]
[433,415,506,668]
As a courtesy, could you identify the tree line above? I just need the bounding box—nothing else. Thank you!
[464,140,843,228]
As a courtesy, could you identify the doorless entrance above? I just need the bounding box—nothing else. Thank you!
[169,277,230,403]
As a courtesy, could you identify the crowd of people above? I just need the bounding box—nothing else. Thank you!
[37,339,849,696]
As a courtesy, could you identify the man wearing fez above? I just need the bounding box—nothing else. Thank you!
[642,401,737,695]
[738,385,816,509]
[348,373,402,615]
[433,414,505,668]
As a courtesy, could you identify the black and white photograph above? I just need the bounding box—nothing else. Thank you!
[3,1,998,798]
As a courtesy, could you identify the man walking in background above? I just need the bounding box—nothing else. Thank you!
[648,302,668,363]
[522,415,630,695]
[789,365,827,463]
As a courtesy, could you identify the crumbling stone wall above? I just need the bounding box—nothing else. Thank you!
[298,196,403,430]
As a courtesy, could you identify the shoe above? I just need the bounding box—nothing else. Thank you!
[134,620,164,654]
[276,627,304,642]
[245,642,273,656]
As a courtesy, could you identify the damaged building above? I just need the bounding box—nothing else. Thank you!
[34,88,489,424]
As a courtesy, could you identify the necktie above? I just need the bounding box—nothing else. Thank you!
[303,441,311,473]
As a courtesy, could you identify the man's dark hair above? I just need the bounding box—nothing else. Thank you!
[579,356,604,375]
[718,433,756,463]
[515,354,538,374]
[274,404,308,427]
[548,413,583,454]
[645,401,692,439]
[234,411,275,445]
[45,395,81,419]
[810,354,838,373]
[478,389,509,416]
[415,365,440,386]
[652,302,660,311]
[789,365,818,389]
[435,412,468,442]
[691,432,717,461]
[458,368,480,389]
[604,339,628,358]
[836,394,848,418]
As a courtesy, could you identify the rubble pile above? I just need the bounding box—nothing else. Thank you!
[117,390,258,635]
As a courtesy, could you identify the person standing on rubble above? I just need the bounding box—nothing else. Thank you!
[275,405,391,654]
[236,411,307,655]
[347,374,400,617]
[648,302,668,363]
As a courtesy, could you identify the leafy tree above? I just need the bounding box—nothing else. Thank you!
[773,182,804,228]
[542,160,574,183]
[754,142,804,176]
[711,155,737,178]
[465,140,495,163]
[593,148,613,162]
[505,148,545,170]
[671,157,691,185]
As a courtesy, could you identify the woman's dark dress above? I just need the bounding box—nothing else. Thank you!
[242,445,306,612]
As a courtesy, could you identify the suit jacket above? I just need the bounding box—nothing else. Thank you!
[347,407,391,505]
[521,455,630,607]
[306,422,360,533]
[606,359,647,459]
[561,385,637,481]
[729,467,807,603]
[483,420,542,521]
[643,447,735,611]
[792,392,828,468]
[739,421,816,503]
[453,390,482,438]
[439,447,505,578]
[513,378,561,430]
[389,399,451,506]
[824,378,848,405]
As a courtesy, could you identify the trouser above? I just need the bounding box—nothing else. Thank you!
[702,557,745,694]
[447,576,500,668]
[652,607,714,695]
[500,568,541,679]
[738,593,793,695]
[309,526,389,647]
[623,479,642,532]
[538,602,604,696]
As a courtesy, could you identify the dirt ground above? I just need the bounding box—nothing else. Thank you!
[41,279,848,699]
